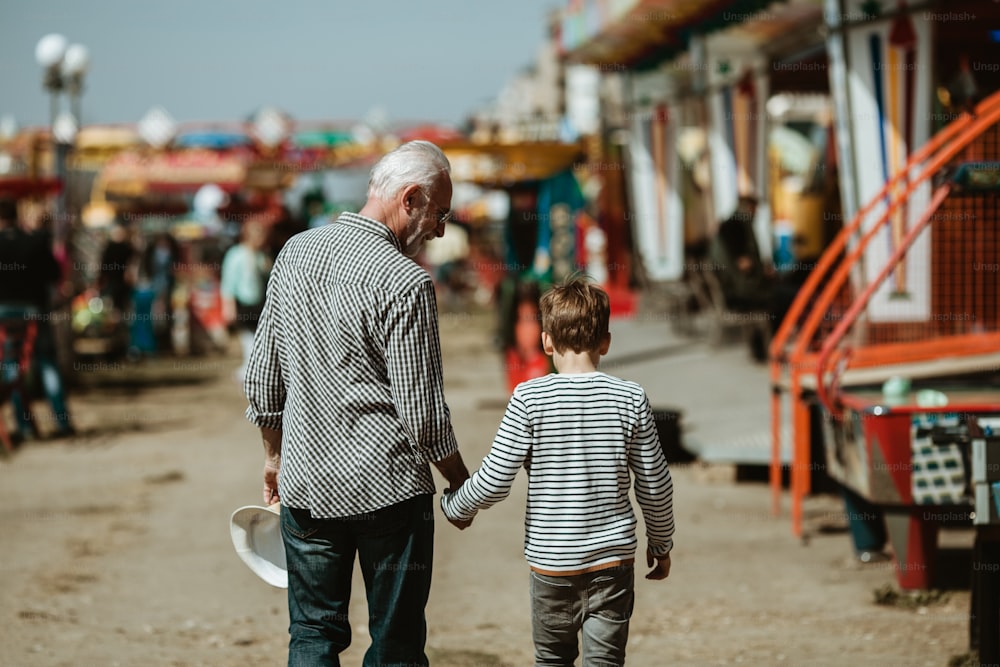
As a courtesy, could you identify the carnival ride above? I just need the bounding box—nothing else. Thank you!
[768,87,1000,589]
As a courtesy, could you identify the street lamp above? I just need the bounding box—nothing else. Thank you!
[35,33,67,128]
[62,44,90,126]
[34,33,89,246]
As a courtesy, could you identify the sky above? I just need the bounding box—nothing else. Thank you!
[0,0,559,130]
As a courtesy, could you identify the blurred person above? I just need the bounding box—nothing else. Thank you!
[220,219,272,383]
[141,231,181,352]
[576,211,608,286]
[243,140,472,666]
[267,204,306,260]
[422,220,469,309]
[303,190,330,230]
[442,276,674,667]
[99,222,137,315]
[707,196,772,313]
[707,196,778,361]
[0,199,75,441]
[496,277,550,392]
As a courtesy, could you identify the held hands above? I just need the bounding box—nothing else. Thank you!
[645,548,671,581]
[433,452,473,530]
[441,489,473,531]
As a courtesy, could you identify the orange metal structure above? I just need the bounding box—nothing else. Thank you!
[768,89,1000,535]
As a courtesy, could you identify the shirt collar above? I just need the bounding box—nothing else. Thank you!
[335,212,403,253]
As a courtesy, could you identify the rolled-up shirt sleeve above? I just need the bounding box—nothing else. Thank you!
[385,281,458,463]
[244,259,285,429]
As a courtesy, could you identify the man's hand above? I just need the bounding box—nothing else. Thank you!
[263,460,280,505]
[645,549,671,581]
[261,426,282,505]
[433,451,470,491]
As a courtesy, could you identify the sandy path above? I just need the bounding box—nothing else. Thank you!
[0,311,973,666]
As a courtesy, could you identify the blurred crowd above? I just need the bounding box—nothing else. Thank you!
[0,194,315,443]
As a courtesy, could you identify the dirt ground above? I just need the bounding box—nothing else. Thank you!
[0,310,977,667]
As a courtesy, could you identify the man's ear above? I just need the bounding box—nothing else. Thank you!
[401,184,422,213]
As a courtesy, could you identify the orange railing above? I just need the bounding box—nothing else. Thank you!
[768,89,1000,534]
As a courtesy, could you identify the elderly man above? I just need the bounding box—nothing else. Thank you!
[244,141,471,666]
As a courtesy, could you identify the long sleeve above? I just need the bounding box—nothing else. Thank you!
[219,245,240,300]
[629,393,675,557]
[441,394,532,521]
[385,281,458,463]
[243,258,285,429]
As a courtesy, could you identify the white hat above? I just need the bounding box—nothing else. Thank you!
[230,503,287,588]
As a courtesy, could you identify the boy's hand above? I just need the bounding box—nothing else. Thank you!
[645,549,671,580]
[447,516,473,530]
[441,489,473,530]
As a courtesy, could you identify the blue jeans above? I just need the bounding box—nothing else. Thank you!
[281,494,434,667]
[1,308,71,437]
[12,320,72,434]
[530,564,635,667]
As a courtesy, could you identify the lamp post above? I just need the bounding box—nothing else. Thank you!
[35,34,67,129]
[62,43,90,127]
[34,33,89,247]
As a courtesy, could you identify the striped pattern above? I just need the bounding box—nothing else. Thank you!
[244,212,458,518]
[442,372,674,572]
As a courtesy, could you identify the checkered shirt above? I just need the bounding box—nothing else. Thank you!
[244,212,459,518]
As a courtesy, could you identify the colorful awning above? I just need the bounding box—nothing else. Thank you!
[0,176,62,197]
[560,0,797,68]
[101,148,250,196]
[444,141,585,186]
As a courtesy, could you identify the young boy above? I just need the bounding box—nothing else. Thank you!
[441,276,674,666]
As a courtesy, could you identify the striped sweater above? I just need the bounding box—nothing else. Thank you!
[441,371,674,573]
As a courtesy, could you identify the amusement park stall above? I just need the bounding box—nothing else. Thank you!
[441,139,599,391]
[70,123,385,361]
[74,137,266,358]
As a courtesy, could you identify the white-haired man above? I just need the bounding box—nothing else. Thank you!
[244,141,471,666]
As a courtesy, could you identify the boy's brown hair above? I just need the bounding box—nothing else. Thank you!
[539,275,610,353]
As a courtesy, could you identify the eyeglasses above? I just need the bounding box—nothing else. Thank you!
[421,189,453,225]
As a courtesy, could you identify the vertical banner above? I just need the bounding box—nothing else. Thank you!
[707,51,767,259]
[706,53,762,226]
[565,65,602,136]
[752,69,773,260]
[825,0,860,221]
[731,71,760,197]
[708,85,740,223]
[627,99,684,282]
[842,0,933,321]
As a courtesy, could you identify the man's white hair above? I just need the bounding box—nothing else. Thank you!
[367,140,451,202]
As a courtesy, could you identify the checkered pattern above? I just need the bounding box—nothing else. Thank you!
[911,415,967,505]
[244,213,458,518]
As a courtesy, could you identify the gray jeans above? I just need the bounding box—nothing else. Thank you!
[530,564,634,667]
